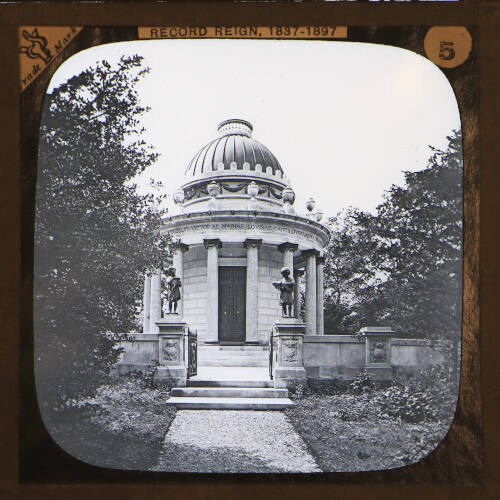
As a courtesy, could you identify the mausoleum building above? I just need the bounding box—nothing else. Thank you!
[144,119,330,343]
[115,120,447,396]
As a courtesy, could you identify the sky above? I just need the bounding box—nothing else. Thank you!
[48,39,461,217]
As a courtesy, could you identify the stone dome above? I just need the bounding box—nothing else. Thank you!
[185,119,284,177]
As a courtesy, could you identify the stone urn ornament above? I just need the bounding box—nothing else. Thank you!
[207,181,221,197]
[282,187,296,215]
[173,188,185,205]
[306,197,315,212]
[207,181,220,210]
[247,181,259,198]
[306,197,316,219]
[247,181,259,210]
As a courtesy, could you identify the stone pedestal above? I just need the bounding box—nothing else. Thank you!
[361,326,394,381]
[273,320,307,390]
[153,321,188,387]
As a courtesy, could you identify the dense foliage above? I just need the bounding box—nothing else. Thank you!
[47,376,175,471]
[286,356,460,473]
[323,130,463,340]
[34,56,167,412]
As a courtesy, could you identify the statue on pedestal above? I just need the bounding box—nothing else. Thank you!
[165,266,182,314]
[272,267,295,318]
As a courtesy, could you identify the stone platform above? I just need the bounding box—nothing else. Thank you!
[198,345,269,367]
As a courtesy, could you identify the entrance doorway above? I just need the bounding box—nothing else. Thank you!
[218,266,246,343]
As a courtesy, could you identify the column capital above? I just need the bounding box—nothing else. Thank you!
[316,256,326,265]
[301,249,320,259]
[203,238,222,250]
[244,238,263,250]
[294,268,305,277]
[278,242,299,253]
[172,242,189,253]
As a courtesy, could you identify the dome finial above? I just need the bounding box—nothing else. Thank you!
[217,119,253,138]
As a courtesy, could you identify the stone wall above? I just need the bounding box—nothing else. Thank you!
[391,338,447,371]
[113,334,452,380]
[112,334,159,375]
[303,335,450,379]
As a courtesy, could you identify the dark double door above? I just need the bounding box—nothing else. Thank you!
[218,266,246,343]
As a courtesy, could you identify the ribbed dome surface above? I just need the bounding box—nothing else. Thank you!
[185,120,284,177]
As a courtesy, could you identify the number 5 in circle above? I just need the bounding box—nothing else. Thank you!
[439,41,456,60]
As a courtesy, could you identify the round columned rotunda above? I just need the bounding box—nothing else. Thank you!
[146,119,330,344]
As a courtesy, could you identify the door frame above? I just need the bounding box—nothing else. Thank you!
[218,265,247,344]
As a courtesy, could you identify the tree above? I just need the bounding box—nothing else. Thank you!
[374,130,463,339]
[323,208,381,334]
[34,56,166,413]
[323,130,463,342]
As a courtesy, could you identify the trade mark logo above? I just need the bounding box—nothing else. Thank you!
[19,26,83,91]
[19,28,53,64]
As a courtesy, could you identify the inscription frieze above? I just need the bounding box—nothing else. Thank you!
[170,221,322,244]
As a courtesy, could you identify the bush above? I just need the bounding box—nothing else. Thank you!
[307,378,351,395]
[377,362,458,423]
[349,372,372,394]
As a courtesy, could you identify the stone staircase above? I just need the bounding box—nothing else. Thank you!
[166,346,293,410]
[166,380,293,410]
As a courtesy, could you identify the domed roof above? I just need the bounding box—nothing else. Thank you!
[185,119,284,177]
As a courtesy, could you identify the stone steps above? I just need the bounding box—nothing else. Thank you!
[166,397,293,410]
[172,387,288,398]
[168,379,294,410]
[187,379,273,388]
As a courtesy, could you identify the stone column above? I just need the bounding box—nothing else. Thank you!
[278,242,298,272]
[302,249,319,335]
[143,272,151,333]
[293,269,305,320]
[149,269,162,333]
[172,243,189,318]
[316,256,325,336]
[204,238,222,343]
[244,239,262,344]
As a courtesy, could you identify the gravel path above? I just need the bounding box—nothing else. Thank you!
[151,410,321,473]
